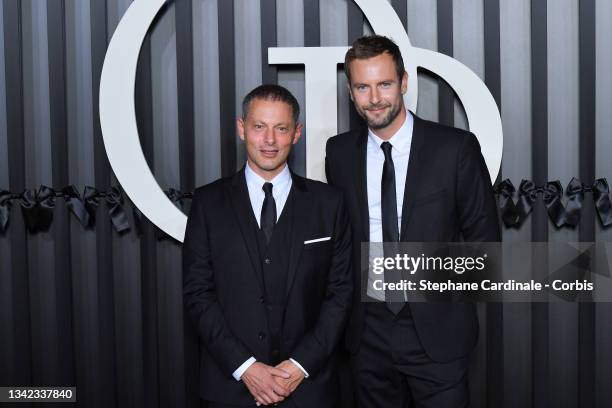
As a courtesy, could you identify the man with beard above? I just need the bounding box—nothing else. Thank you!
[184,85,352,407]
[325,36,500,407]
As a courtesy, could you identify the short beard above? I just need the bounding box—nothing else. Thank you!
[361,102,402,130]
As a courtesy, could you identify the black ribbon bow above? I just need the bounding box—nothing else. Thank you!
[565,177,587,227]
[593,179,612,227]
[517,180,565,228]
[0,189,13,232]
[84,185,130,233]
[494,179,519,227]
[62,185,90,227]
[105,186,130,233]
[542,181,565,228]
[83,186,101,223]
[19,185,57,233]
[517,180,538,220]
[566,177,612,227]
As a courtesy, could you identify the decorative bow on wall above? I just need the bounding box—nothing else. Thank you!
[0,185,131,233]
[494,178,612,228]
[2,178,612,236]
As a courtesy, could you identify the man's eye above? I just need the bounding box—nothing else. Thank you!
[356,85,367,91]
[381,82,391,88]
[254,124,263,129]
[278,127,288,132]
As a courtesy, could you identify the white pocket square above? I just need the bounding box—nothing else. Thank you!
[304,236,331,245]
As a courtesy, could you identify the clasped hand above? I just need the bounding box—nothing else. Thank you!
[241,360,305,406]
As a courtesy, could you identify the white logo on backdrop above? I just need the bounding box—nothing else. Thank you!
[99,0,503,242]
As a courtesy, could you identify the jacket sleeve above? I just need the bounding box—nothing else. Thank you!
[290,193,353,376]
[182,191,252,377]
[456,133,501,242]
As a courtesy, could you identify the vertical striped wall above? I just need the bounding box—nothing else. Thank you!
[1,1,612,407]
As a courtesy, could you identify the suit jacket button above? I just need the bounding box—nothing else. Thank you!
[264,258,272,264]
[259,296,265,304]
[259,332,266,341]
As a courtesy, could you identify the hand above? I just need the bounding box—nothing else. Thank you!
[273,360,305,393]
[241,362,291,406]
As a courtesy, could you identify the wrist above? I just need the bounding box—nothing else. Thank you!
[234,357,257,381]
[289,358,309,378]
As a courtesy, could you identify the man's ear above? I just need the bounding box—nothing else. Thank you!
[292,122,304,145]
[401,71,408,94]
[236,117,246,141]
[347,83,355,102]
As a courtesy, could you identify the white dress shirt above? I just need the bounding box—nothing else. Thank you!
[366,111,414,300]
[232,162,309,381]
[245,161,292,228]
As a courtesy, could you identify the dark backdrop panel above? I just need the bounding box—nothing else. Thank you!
[1,1,611,407]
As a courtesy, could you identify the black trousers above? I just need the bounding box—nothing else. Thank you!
[351,302,470,408]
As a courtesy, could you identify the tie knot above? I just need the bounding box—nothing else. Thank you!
[262,182,274,196]
[381,141,393,157]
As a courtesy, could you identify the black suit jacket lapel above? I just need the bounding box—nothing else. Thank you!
[228,169,265,293]
[355,127,370,242]
[400,113,425,240]
[285,174,312,296]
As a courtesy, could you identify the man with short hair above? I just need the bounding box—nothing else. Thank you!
[184,84,352,407]
[326,35,500,407]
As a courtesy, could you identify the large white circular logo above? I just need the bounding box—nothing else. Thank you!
[99,0,503,242]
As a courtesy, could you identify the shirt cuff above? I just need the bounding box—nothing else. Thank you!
[289,358,309,378]
[232,356,257,381]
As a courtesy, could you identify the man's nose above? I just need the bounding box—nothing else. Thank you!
[370,87,381,105]
[264,129,275,144]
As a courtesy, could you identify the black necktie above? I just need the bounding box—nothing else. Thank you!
[381,142,404,313]
[261,182,276,244]
[381,142,399,242]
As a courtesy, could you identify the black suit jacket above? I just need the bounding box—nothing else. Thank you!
[182,169,353,406]
[325,113,500,363]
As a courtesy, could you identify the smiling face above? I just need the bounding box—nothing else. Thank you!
[237,98,302,180]
[347,52,408,139]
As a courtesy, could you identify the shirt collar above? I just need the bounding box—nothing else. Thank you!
[367,109,413,154]
[245,161,292,193]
